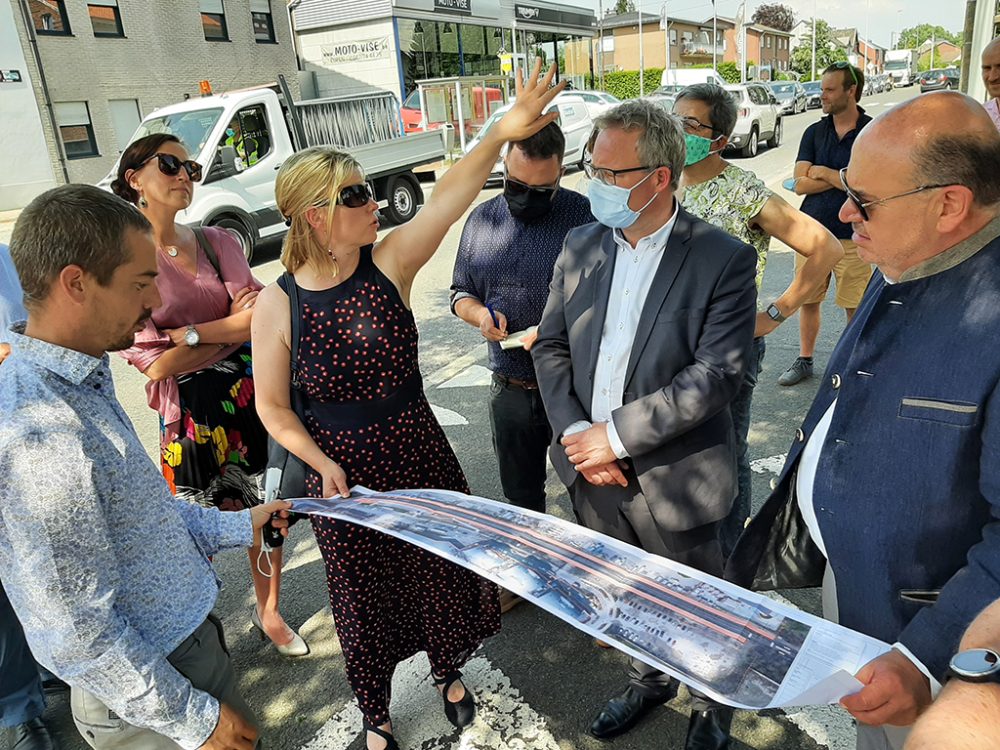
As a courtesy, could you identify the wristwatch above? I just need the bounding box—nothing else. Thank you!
[947,648,1000,685]
[766,303,787,323]
[184,324,200,348]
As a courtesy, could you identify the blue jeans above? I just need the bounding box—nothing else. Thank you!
[0,581,45,728]
[720,336,766,560]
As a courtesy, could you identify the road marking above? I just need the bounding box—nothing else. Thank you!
[750,454,787,476]
[430,403,470,425]
[299,653,560,750]
[433,363,492,389]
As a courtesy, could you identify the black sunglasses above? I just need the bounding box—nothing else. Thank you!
[336,183,374,208]
[141,152,203,182]
[504,172,559,199]
[839,167,952,222]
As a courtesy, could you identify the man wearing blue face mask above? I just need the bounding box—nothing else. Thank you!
[532,99,757,750]
[451,126,593,613]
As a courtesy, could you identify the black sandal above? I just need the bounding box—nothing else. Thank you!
[432,670,476,728]
[362,720,400,750]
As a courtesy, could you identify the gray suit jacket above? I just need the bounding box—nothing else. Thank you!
[532,207,758,531]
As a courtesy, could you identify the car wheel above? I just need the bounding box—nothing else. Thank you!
[767,119,782,149]
[383,174,421,225]
[210,215,255,263]
[740,127,759,158]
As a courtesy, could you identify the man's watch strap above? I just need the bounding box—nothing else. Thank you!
[947,648,1000,685]
[766,303,787,323]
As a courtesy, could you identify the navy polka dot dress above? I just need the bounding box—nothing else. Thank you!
[290,246,500,725]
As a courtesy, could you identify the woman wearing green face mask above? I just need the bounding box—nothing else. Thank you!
[673,83,845,561]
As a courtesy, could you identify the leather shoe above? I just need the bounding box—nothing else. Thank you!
[589,685,669,739]
[684,707,733,750]
[12,717,58,750]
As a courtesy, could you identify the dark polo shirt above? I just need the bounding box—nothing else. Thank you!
[797,107,873,239]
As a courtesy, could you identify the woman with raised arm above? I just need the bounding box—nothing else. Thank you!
[252,61,563,750]
[113,134,308,658]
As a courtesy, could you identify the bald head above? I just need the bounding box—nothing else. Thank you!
[983,36,1000,101]
[857,92,1000,208]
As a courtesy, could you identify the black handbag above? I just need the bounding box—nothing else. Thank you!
[262,273,308,543]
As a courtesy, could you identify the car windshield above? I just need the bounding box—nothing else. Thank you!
[770,84,794,93]
[130,108,224,157]
[403,90,421,109]
[885,60,908,70]
[803,82,821,92]
[924,69,948,76]
[599,93,620,104]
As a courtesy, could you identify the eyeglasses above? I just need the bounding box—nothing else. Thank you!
[140,153,203,182]
[583,161,656,185]
[679,116,717,136]
[335,183,374,208]
[829,61,860,89]
[839,168,953,222]
[503,171,559,199]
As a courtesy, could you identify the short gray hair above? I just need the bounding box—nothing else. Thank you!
[911,133,1000,208]
[593,99,686,189]
[675,84,738,139]
[10,184,151,308]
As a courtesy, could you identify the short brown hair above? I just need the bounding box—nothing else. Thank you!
[10,185,151,308]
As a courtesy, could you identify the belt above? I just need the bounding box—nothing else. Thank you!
[493,372,539,390]
[305,371,424,426]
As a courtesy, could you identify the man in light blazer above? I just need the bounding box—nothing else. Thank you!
[532,99,757,750]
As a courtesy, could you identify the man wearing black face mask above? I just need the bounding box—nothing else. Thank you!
[451,123,594,608]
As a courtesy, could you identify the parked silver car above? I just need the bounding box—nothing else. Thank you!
[767,81,807,115]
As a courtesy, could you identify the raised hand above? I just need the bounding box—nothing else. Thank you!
[489,58,566,144]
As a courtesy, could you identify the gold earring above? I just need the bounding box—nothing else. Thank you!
[138,193,148,208]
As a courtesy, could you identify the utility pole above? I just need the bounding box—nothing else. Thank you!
[598,0,605,89]
[712,0,718,72]
[638,3,644,94]
[662,2,670,74]
[930,30,935,69]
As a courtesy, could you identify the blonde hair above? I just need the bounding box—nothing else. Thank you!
[275,146,364,274]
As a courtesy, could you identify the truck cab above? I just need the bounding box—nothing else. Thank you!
[99,84,444,261]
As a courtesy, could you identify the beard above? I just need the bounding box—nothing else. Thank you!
[107,312,152,352]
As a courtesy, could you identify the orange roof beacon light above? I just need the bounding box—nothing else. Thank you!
[199,80,213,97]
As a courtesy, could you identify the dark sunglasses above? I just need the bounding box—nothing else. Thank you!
[839,167,952,222]
[503,173,559,199]
[336,183,374,208]
[829,61,860,88]
[141,152,203,181]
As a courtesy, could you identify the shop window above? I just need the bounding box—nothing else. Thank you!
[251,0,275,43]
[201,0,228,41]
[218,106,272,170]
[30,0,71,35]
[88,0,123,37]
[54,102,99,159]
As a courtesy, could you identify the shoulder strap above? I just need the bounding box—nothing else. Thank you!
[279,272,304,393]
[191,226,223,281]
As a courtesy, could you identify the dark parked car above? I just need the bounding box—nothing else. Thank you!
[768,81,807,114]
[802,80,822,109]
[919,68,960,92]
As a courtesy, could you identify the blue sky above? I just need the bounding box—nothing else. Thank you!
[623,0,967,50]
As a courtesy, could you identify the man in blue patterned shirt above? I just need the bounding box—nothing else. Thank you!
[0,185,291,750]
[450,124,594,533]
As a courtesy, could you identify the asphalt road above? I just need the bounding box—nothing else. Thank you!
[2,84,918,750]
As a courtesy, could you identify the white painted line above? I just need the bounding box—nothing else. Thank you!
[436,364,493,389]
[750,454,787,476]
[299,653,560,749]
[430,403,470,426]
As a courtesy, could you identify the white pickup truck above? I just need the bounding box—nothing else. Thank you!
[98,81,445,260]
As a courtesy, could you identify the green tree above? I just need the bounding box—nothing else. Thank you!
[610,0,635,15]
[898,24,961,50]
[751,3,795,32]
[790,19,848,80]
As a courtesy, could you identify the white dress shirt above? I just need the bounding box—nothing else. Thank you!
[565,207,679,457]
[796,398,941,695]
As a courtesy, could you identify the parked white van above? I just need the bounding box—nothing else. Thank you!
[660,68,727,88]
